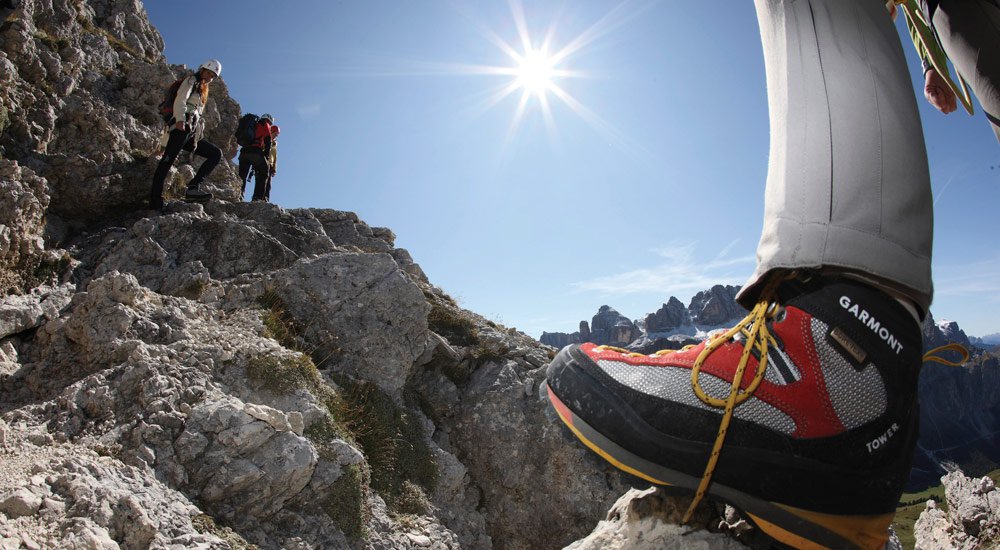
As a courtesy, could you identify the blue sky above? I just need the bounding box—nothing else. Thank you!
[145,1,1000,339]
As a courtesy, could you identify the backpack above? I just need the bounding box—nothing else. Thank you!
[158,73,190,123]
[235,113,260,147]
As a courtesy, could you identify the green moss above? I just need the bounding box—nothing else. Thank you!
[246,354,321,395]
[191,514,258,550]
[332,376,438,513]
[324,463,370,540]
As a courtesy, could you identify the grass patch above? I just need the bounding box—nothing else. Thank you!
[323,463,370,540]
[424,289,513,384]
[191,514,258,549]
[246,354,321,395]
[427,301,479,347]
[392,480,431,516]
[332,376,438,514]
[251,288,438,530]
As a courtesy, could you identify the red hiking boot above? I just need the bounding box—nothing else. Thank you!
[546,272,923,549]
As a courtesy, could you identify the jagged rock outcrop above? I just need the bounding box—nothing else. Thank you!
[643,296,690,334]
[914,470,1000,549]
[541,307,642,349]
[688,285,742,326]
[587,305,640,347]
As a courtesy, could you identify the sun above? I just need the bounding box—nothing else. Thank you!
[445,0,645,147]
[514,48,557,97]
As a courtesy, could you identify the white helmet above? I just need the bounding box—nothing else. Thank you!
[198,59,222,77]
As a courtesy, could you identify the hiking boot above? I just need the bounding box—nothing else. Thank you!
[545,272,923,549]
[184,187,212,202]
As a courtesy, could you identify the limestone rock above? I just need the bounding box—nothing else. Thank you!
[0,283,73,339]
[644,296,691,333]
[565,488,743,550]
[688,285,742,326]
[271,252,430,396]
[589,305,640,347]
[0,161,50,293]
[913,470,1000,549]
[0,487,42,518]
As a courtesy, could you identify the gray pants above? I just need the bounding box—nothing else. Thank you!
[933,0,1000,142]
[737,0,934,314]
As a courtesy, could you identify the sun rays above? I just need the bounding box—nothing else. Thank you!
[456,0,649,148]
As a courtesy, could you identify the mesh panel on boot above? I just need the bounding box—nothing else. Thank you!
[598,360,796,434]
[811,318,887,430]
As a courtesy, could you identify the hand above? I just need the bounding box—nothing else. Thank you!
[175,121,187,131]
[269,169,276,176]
[924,68,957,114]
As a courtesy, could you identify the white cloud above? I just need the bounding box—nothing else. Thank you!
[571,240,755,295]
[934,258,1000,297]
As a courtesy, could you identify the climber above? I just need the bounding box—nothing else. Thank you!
[237,113,273,202]
[149,59,223,210]
[896,0,1000,143]
[545,1,954,549]
[264,124,279,202]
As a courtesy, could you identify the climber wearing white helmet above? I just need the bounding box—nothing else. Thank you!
[149,58,224,209]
